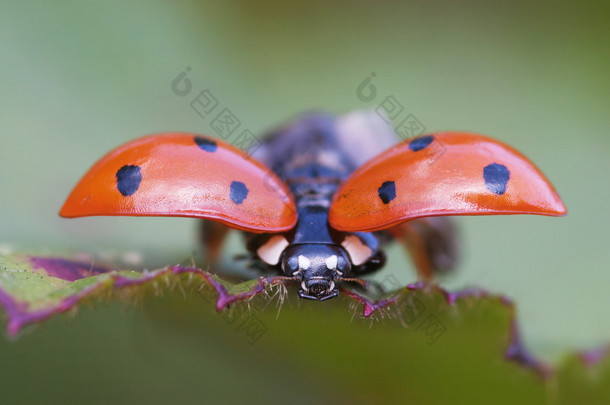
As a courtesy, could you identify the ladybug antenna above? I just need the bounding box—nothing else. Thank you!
[337,277,369,288]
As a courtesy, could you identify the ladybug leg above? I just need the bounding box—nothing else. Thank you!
[199,219,231,266]
[389,217,459,281]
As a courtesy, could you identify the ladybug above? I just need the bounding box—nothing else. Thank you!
[60,111,566,301]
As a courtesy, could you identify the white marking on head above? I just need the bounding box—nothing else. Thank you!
[341,235,373,266]
[256,235,289,265]
[298,255,311,270]
[325,255,338,270]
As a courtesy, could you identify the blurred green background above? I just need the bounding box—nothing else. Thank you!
[1,0,609,403]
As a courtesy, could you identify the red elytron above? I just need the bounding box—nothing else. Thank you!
[60,133,297,233]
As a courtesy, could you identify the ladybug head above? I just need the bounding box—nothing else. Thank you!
[280,244,351,301]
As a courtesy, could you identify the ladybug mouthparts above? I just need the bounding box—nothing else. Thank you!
[298,277,339,301]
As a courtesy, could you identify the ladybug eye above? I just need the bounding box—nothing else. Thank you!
[288,256,298,271]
[281,255,299,276]
[337,256,345,269]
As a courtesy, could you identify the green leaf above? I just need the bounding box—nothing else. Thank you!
[1,252,609,403]
[0,253,270,336]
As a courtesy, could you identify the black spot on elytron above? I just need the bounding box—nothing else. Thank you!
[116,165,142,196]
[194,136,218,152]
[378,181,396,204]
[409,135,434,152]
[230,181,249,204]
[483,163,510,195]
